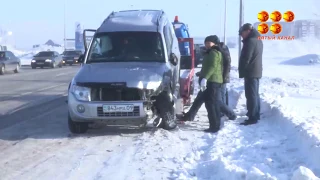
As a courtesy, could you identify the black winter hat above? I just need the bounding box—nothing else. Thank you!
[239,23,253,35]
[204,35,220,44]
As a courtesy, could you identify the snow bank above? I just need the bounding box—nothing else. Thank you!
[1,45,26,57]
[171,67,320,180]
[280,54,320,66]
[292,166,320,180]
[263,39,320,59]
[173,79,320,180]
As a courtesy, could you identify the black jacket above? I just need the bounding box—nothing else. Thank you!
[219,42,231,83]
[238,29,263,78]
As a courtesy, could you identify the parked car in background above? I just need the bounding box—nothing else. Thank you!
[31,51,63,69]
[62,50,82,65]
[194,45,206,67]
[0,51,21,75]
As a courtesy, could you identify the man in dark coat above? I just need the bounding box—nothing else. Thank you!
[238,23,263,125]
[220,42,231,106]
[179,36,236,123]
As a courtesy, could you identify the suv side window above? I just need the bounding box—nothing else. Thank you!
[163,22,173,54]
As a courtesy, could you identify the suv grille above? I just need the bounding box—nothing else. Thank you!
[100,88,141,101]
[97,106,140,117]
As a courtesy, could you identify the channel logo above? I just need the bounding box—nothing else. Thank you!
[256,11,295,40]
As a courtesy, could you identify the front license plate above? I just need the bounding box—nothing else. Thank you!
[37,62,44,64]
[103,104,134,113]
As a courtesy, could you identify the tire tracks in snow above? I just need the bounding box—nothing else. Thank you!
[0,105,141,180]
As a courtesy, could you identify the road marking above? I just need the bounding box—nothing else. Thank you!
[56,73,66,77]
[55,71,76,77]
[9,83,68,98]
[37,83,68,92]
[20,92,33,96]
[0,66,76,79]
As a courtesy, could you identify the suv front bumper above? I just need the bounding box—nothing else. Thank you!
[68,93,150,125]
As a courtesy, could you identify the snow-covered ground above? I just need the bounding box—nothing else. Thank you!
[0,39,320,180]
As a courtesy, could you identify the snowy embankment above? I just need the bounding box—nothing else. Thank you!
[169,40,320,180]
[170,74,320,180]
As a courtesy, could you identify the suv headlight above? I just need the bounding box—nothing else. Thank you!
[71,84,91,101]
[146,81,161,89]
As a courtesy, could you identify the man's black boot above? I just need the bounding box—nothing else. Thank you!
[178,112,194,121]
[204,128,219,133]
[228,114,237,120]
[204,126,219,133]
[240,119,258,125]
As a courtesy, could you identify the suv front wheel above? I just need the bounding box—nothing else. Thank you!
[155,92,177,130]
[68,114,89,134]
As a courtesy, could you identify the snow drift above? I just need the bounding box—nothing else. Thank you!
[280,54,320,65]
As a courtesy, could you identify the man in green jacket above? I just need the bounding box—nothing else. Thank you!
[199,35,225,133]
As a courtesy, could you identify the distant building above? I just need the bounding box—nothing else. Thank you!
[63,22,93,51]
[44,40,61,47]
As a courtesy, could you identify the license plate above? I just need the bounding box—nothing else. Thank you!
[37,62,44,64]
[102,104,134,113]
[67,60,74,62]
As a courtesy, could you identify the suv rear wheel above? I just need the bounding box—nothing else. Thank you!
[0,66,4,75]
[14,64,20,73]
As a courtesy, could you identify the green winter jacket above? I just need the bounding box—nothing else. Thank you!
[200,48,223,84]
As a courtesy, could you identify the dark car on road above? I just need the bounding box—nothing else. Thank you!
[0,51,21,75]
[31,51,63,69]
[62,50,82,66]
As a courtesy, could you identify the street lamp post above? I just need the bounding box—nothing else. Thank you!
[63,0,66,50]
[238,0,244,58]
[223,0,227,43]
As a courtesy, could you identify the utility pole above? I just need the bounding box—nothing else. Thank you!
[63,0,66,50]
[223,0,227,43]
[238,0,244,58]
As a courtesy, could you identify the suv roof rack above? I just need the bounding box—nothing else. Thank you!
[156,10,164,32]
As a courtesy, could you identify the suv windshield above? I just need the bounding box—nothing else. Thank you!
[63,51,82,56]
[87,32,165,63]
[35,51,54,57]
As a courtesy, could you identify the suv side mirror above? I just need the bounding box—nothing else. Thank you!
[78,54,84,63]
[169,53,178,66]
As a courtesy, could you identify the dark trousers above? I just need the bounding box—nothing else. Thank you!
[244,78,261,120]
[221,83,227,104]
[186,84,234,120]
[204,82,222,129]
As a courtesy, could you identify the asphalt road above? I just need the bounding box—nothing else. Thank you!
[0,65,80,130]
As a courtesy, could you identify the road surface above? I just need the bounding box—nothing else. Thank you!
[0,66,151,180]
